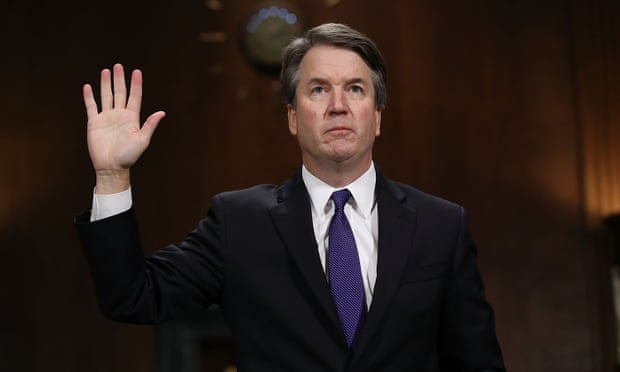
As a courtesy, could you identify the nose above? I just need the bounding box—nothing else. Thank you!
[328,87,348,115]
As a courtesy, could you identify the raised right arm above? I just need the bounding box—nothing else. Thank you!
[77,67,224,321]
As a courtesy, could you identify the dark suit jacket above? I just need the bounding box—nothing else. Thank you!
[76,168,505,372]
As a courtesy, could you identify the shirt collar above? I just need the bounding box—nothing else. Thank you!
[302,162,377,218]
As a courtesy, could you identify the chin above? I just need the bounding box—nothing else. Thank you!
[326,151,357,164]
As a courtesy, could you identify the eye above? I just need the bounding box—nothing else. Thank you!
[349,85,364,94]
[311,86,326,95]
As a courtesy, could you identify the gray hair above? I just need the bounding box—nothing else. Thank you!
[280,23,388,109]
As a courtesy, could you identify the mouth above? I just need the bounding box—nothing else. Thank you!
[325,126,353,135]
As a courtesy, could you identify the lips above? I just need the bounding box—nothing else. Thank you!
[326,126,353,134]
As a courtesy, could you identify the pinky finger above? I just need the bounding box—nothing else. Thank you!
[83,84,99,119]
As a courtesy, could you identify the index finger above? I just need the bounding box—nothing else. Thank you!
[126,69,143,113]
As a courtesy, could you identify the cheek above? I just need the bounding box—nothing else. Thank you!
[294,111,321,134]
[360,109,380,134]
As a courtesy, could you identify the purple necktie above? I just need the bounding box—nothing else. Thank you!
[328,189,366,348]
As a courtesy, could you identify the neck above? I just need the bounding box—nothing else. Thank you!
[303,157,372,188]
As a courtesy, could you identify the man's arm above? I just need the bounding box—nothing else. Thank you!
[438,207,506,372]
[76,203,225,324]
[77,67,224,322]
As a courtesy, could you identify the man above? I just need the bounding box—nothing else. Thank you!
[76,23,505,371]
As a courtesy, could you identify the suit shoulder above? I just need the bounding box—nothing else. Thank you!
[214,184,280,209]
[391,180,463,214]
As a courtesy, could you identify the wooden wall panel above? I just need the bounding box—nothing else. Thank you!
[1,1,617,371]
[571,0,620,370]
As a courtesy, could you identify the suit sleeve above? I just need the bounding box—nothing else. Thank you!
[437,207,506,372]
[75,197,226,324]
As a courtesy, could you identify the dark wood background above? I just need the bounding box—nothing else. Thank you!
[2,0,620,371]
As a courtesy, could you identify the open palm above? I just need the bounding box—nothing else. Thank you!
[83,64,165,173]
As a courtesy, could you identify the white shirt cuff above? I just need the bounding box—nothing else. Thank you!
[90,187,133,222]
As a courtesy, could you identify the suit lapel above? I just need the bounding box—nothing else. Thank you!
[268,170,343,334]
[355,173,418,355]
[269,168,419,353]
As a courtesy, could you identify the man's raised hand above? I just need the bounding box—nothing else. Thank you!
[82,64,165,193]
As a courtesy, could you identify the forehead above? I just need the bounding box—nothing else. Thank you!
[298,46,372,82]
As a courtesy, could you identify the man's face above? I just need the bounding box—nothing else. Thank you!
[287,46,382,172]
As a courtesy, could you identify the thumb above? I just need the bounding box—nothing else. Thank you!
[141,111,165,142]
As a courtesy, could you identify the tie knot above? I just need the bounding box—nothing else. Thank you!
[331,189,352,211]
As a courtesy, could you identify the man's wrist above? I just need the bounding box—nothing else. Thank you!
[95,169,131,194]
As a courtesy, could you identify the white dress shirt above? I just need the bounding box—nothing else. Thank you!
[91,164,379,309]
[90,187,132,222]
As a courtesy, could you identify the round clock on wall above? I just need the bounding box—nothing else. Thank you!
[240,2,305,70]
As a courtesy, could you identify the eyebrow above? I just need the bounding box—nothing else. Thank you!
[305,77,368,86]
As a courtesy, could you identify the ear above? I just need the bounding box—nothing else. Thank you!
[287,104,297,136]
[374,107,382,136]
